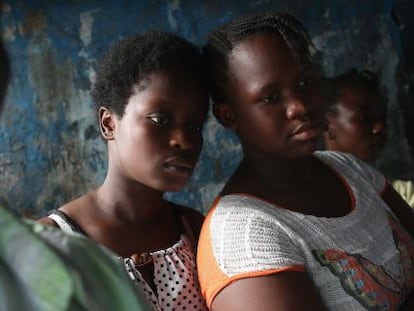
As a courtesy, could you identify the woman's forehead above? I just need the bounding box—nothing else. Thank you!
[231,32,310,59]
[228,35,311,85]
[230,33,310,68]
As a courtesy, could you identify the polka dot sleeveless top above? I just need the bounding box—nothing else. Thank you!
[48,210,207,311]
[125,234,207,310]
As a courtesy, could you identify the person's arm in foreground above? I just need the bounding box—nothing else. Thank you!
[211,272,326,311]
[1,205,151,310]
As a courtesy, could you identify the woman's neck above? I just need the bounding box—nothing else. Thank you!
[94,174,166,225]
[250,153,317,184]
[223,152,320,196]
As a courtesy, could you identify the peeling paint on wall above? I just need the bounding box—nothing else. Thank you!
[167,0,180,31]
[0,0,412,217]
[79,10,97,46]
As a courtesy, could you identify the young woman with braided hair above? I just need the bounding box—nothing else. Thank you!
[197,12,414,310]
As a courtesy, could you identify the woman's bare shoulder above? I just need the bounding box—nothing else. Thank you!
[36,193,94,227]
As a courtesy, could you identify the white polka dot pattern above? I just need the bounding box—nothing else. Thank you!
[125,234,207,311]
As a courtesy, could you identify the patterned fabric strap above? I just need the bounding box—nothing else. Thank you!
[48,209,87,236]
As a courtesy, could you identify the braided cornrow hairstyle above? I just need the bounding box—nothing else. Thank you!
[203,12,314,103]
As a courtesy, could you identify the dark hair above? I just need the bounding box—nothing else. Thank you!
[203,12,314,102]
[328,68,385,109]
[92,30,207,117]
[0,39,10,110]
[0,0,10,111]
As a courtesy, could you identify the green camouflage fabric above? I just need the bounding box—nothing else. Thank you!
[0,205,151,311]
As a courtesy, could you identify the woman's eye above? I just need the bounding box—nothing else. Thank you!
[357,113,375,123]
[298,77,313,88]
[262,93,280,104]
[148,115,168,125]
[358,115,366,122]
[188,123,203,133]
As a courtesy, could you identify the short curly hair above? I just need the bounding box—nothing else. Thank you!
[203,12,314,103]
[92,30,207,117]
[328,68,386,110]
[331,69,381,98]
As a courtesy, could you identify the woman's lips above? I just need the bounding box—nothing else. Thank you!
[163,157,195,178]
[291,121,322,140]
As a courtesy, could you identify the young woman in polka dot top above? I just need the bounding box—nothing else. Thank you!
[38,31,208,310]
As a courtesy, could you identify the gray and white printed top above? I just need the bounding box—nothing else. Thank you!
[197,151,414,310]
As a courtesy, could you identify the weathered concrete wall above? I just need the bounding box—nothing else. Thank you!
[0,0,412,216]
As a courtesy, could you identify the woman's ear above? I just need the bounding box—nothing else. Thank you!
[327,126,336,140]
[325,107,338,140]
[98,106,116,140]
[213,102,237,129]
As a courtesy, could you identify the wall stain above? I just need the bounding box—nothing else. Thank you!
[19,11,47,36]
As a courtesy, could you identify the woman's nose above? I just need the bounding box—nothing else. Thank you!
[169,128,193,150]
[286,95,307,119]
[372,120,386,135]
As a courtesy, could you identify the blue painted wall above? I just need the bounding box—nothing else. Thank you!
[0,0,412,216]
